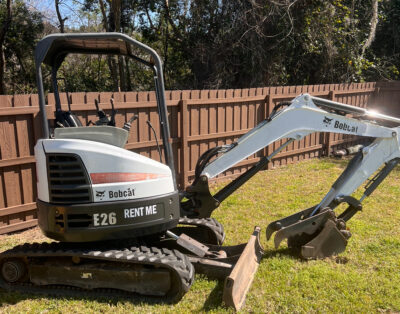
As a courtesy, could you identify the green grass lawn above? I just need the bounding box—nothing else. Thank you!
[1,158,400,313]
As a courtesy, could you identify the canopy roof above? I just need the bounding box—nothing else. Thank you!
[35,32,155,68]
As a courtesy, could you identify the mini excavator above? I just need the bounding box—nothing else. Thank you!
[1,33,400,311]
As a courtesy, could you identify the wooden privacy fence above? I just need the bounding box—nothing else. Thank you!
[0,81,399,234]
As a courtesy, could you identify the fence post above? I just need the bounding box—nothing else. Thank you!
[264,94,272,169]
[180,99,189,188]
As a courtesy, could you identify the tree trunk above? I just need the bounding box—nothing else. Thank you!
[118,56,126,91]
[108,56,119,91]
[98,0,108,31]
[163,0,169,89]
[361,0,379,57]
[112,0,124,91]
[125,57,132,91]
[99,0,120,91]
[0,0,12,94]
[111,0,121,32]
[55,0,67,33]
[0,49,6,94]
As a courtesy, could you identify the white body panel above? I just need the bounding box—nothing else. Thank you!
[203,94,397,178]
[317,136,400,210]
[35,141,50,202]
[35,138,175,203]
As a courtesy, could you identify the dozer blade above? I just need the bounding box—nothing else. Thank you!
[222,226,264,311]
[266,208,351,259]
[161,226,264,310]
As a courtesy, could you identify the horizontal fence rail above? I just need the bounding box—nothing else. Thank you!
[0,81,398,234]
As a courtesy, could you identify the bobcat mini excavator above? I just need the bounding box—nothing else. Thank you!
[1,33,400,310]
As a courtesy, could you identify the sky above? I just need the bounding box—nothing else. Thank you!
[25,0,85,29]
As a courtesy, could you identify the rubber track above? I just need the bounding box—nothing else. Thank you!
[177,217,225,245]
[0,242,194,302]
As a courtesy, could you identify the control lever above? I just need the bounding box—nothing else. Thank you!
[56,77,72,112]
[147,120,163,163]
[123,114,138,131]
[55,77,82,127]
[94,99,109,125]
[108,98,117,127]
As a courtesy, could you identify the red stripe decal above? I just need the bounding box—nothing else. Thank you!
[90,172,168,184]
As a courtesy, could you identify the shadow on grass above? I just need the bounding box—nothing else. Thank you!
[202,280,225,311]
[199,248,309,311]
[263,247,301,259]
[0,281,233,311]
[262,247,349,264]
[0,288,175,308]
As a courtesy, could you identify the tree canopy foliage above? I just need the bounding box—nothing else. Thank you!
[0,0,399,94]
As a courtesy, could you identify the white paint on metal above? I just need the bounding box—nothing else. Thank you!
[35,138,174,203]
[203,94,398,178]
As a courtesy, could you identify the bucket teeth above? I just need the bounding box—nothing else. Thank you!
[267,208,351,259]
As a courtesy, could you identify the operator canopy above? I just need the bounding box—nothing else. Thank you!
[35,32,156,69]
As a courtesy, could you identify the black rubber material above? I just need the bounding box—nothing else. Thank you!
[0,241,194,303]
[173,217,226,245]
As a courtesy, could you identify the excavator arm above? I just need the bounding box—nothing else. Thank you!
[202,94,398,178]
[181,93,400,259]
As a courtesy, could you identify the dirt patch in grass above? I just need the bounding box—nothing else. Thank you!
[0,227,47,252]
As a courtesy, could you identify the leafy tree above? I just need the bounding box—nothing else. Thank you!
[1,0,400,94]
[368,0,400,81]
[0,0,43,94]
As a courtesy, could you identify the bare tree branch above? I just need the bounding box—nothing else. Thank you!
[55,0,68,33]
[163,0,183,42]
[145,5,156,31]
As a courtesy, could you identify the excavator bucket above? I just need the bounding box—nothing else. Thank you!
[266,208,351,259]
[186,226,264,311]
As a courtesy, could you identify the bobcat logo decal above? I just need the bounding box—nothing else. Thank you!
[96,190,106,200]
[323,116,333,126]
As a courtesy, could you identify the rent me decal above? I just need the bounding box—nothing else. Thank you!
[124,204,158,218]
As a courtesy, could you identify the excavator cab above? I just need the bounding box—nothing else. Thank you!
[34,33,180,242]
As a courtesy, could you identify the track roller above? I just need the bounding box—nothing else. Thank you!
[1,258,27,283]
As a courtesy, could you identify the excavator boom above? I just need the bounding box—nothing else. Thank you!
[202,94,400,179]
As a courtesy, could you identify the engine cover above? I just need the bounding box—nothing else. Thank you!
[34,138,179,242]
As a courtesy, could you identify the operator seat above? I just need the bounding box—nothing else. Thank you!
[53,126,129,148]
